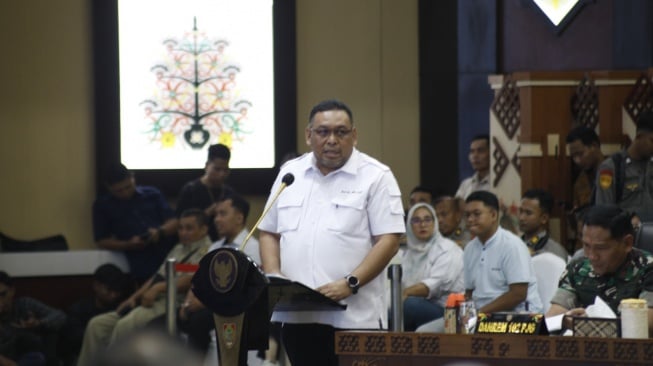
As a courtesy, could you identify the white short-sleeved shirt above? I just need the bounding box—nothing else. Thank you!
[402,237,465,307]
[208,228,261,265]
[258,149,406,329]
[463,227,543,312]
[455,173,491,199]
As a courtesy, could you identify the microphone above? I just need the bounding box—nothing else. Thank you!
[240,173,295,251]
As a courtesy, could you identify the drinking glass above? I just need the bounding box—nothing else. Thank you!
[458,300,477,334]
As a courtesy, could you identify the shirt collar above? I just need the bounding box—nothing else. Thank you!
[478,226,500,248]
[472,172,489,184]
[308,148,360,176]
[187,236,211,252]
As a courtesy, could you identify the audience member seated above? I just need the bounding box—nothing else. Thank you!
[408,185,434,208]
[434,195,471,248]
[0,271,66,366]
[208,195,260,262]
[455,134,490,200]
[77,209,212,366]
[595,111,653,222]
[178,194,260,355]
[177,195,280,365]
[401,203,464,331]
[518,189,568,262]
[417,191,542,333]
[546,205,653,333]
[176,143,235,241]
[93,163,178,283]
[58,264,132,366]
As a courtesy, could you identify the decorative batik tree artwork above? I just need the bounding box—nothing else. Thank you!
[118,0,275,170]
[139,18,252,150]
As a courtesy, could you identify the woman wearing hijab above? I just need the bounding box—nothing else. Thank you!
[402,203,465,331]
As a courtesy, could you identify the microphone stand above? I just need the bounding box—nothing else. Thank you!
[240,173,294,251]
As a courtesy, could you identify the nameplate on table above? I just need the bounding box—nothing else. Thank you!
[476,312,547,335]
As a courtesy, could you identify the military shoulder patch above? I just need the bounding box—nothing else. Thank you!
[599,169,613,190]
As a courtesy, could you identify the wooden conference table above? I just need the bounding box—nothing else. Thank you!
[336,331,653,365]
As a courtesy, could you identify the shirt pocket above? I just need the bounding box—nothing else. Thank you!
[326,194,367,235]
[622,175,643,204]
[277,195,304,233]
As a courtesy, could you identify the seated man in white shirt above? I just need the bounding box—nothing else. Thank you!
[417,191,542,332]
[208,194,260,262]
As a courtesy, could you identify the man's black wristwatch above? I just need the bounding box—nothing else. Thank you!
[345,274,360,294]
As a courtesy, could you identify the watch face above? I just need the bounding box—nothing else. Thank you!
[347,275,359,286]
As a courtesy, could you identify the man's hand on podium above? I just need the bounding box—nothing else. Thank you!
[317,278,351,301]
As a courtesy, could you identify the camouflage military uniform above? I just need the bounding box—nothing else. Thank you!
[550,248,653,314]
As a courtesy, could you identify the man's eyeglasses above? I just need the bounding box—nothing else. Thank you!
[311,127,353,139]
[410,216,434,225]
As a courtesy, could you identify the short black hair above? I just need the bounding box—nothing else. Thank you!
[522,189,554,215]
[308,99,353,126]
[410,185,434,197]
[471,134,490,145]
[219,194,251,222]
[94,263,128,292]
[103,163,132,185]
[207,144,231,161]
[466,190,499,211]
[433,195,461,211]
[636,111,653,134]
[565,125,601,146]
[0,271,13,287]
[583,205,634,239]
[180,209,209,227]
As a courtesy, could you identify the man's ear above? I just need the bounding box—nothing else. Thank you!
[305,127,312,146]
[623,233,635,252]
[541,212,550,227]
[490,208,499,222]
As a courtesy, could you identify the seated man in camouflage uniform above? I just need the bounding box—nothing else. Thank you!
[546,205,653,334]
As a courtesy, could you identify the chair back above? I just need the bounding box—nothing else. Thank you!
[0,232,68,252]
[532,252,566,313]
[635,222,653,254]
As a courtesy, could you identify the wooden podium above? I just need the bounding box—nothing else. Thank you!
[336,331,653,365]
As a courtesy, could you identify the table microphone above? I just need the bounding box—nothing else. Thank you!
[240,173,295,251]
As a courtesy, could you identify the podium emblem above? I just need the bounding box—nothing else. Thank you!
[222,322,237,349]
[210,249,238,293]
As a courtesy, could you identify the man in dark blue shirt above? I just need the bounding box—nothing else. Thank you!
[92,164,177,282]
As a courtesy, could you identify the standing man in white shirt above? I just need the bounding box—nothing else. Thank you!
[258,99,406,366]
[455,134,491,199]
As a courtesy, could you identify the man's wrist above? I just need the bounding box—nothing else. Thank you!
[345,274,360,294]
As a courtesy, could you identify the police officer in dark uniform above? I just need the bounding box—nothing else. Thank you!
[595,111,653,222]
